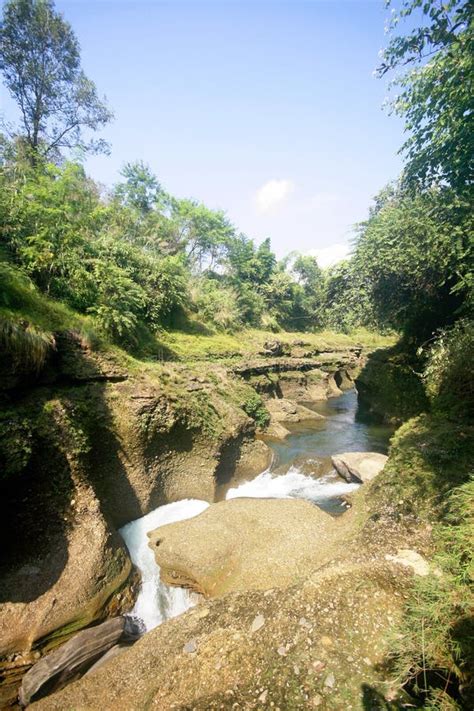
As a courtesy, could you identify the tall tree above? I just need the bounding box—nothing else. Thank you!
[378,0,473,192]
[0,0,112,162]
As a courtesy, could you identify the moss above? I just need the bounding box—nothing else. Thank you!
[0,408,34,481]
[356,346,429,424]
[370,413,473,521]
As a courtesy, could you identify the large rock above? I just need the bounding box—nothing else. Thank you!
[148,497,339,597]
[331,452,388,483]
[265,397,323,424]
[263,398,324,440]
[0,487,132,659]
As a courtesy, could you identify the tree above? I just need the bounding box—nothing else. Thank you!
[353,186,472,341]
[378,0,473,192]
[0,0,112,162]
[114,162,162,216]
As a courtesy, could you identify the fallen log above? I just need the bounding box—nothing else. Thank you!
[18,615,143,707]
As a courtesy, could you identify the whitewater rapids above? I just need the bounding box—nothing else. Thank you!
[119,468,358,631]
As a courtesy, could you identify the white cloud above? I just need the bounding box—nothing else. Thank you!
[255,179,295,213]
[308,242,351,269]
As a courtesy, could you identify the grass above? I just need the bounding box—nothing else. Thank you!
[0,263,100,349]
[158,327,395,362]
[392,479,474,709]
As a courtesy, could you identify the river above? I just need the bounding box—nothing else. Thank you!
[119,388,392,631]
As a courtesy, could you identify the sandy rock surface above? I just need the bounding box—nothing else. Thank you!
[148,497,339,597]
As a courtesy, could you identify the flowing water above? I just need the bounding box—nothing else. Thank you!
[119,388,392,631]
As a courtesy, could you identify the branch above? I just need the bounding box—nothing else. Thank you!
[43,119,80,154]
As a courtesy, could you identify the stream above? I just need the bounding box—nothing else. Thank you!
[119,389,392,631]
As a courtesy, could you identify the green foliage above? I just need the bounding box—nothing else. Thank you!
[0,315,54,371]
[320,260,377,333]
[190,277,242,331]
[0,409,34,481]
[0,0,112,160]
[392,480,474,708]
[241,391,270,429]
[422,319,474,420]
[352,187,472,341]
[379,0,473,193]
[356,346,429,424]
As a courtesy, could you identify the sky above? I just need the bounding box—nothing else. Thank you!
[0,0,406,264]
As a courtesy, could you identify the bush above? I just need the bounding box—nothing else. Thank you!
[241,392,270,429]
[191,278,242,331]
[423,319,474,420]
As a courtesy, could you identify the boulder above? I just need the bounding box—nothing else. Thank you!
[0,489,132,661]
[331,452,388,483]
[147,497,339,597]
[266,398,324,424]
[259,340,284,357]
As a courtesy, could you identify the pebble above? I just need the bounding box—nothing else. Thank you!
[324,672,336,688]
[183,639,198,654]
[312,695,322,707]
[194,607,209,619]
[258,690,268,703]
[320,636,333,647]
[299,617,312,629]
[250,614,265,634]
[277,646,288,656]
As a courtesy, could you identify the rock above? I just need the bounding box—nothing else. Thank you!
[385,549,431,576]
[266,398,324,424]
[183,639,198,654]
[0,487,132,660]
[29,559,407,711]
[334,369,353,391]
[250,614,265,633]
[324,672,336,688]
[18,616,143,706]
[148,497,339,597]
[331,452,388,483]
[258,689,268,703]
[264,421,291,440]
[260,340,284,357]
[264,398,324,440]
[84,643,132,676]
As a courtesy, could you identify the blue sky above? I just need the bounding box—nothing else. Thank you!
[0,0,406,262]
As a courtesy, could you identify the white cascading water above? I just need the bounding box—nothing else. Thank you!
[119,499,209,630]
[226,467,359,501]
[119,469,359,631]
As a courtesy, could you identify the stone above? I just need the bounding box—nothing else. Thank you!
[0,488,132,660]
[266,398,324,424]
[324,673,336,688]
[260,340,284,357]
[331,452,388,484]
[258,689,268,703]
[385,549,431,576]
[183,640,198,654]
[250,614,265,634]
[148,498,339,597]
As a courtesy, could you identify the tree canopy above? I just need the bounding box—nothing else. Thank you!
[0,0,112,162]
